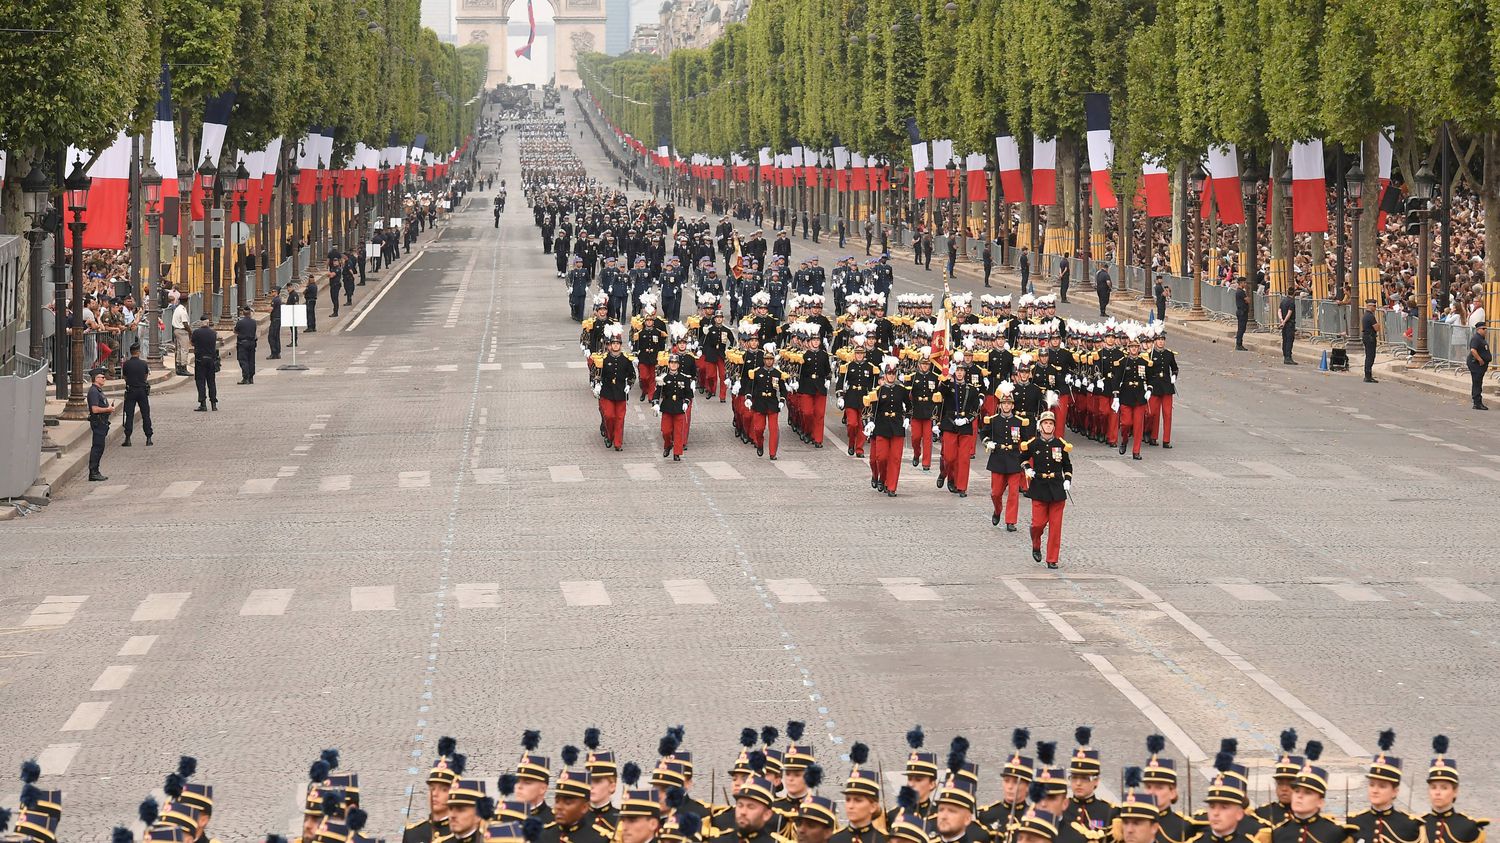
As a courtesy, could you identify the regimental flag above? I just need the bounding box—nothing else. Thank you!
[1204,143,1244,224]
[1376,127,1396,228]
[260,137,282,217]
[1290,140,1327,233]
[1136,155,1170,218]
[1084,93,1117,209]
[931,138,954,199]
[150,66,181,235]
[995,129,1023,202]
[907,118,929,199]
[1031,136,1057,206]
[64,131,132,249]
[965,152,988,201]
[192,88,236,221]
[515,0,536,58]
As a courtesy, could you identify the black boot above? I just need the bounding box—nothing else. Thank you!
[195,402,207,412]
[1032,547,1042,563]
[121,437,132,447]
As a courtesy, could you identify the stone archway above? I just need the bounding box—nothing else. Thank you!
[550,0,605,88]
[456,0,510,87]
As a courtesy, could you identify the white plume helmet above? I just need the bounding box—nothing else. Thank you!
[592,291,608,306]
[751,291,771,306]
[1018,293,1034,308]
[998,380,1016,399]
[919,346,933,360]
[697,292,718,306]
[997,294,1012,307]
[952,292,973,308]
[668,321,689,340]
[603,323,625,340]
[763,342,777,356]
[881,355,901,372]
[1019,352,1034,366]
[737,318,758,335]
[912,320,934,336]
[852,333,869,346]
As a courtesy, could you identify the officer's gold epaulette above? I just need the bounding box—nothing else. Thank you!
[657,351,671,365]
[1059,439,1073,451]
[863,391,879,406]
[631,315,644,330]
[835,347,855,362]
[625,353,637,363]
[590,353,604,366]
[582,317,596,330]
[687,315,702,328]
[406,821,428,830]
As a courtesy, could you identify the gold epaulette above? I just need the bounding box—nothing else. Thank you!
[782,350,805,363]
[658,351,670,366]
[727,349,744,364]
[625,353,637,363]
[590,353,604,366]
[835,347,854,362]
[687,316,702,329]
[1059,439,1073,451]
[631,315,644,331]
[406,822,425,830]
[980,316,999,325]
[838,362,850,374]
[863,391,879,406]
[582,317,596,330]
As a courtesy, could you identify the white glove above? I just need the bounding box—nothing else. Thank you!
[955,417,968,426]
[1024,467,1036,480]
[731,382,741,396]
[653,405,662,417]
[1171,374,1177,385]
[789,379,799,392]
[963,336,975,350]
[655,374,665,385]
[1096,378,1104,390]
[984,440,996,452]
[1145,388,1153,401]
[779,401,786,413]
[1045,390,1058,408]
[1111,397,1120,412]
[837,397,845,410]
[863,422,875,437]
[593,383,602,397]
[580,343,589,355]
[903,418,911,431]
[1065,374,1074,386]
[744,397,753,410]
[1063,480,1071,492]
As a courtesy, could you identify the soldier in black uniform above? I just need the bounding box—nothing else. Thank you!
[934,775,988,843]
[1115,772,1161,843]
[616,787,664,843]
[834,744,888,843]
[1021,411,1072,569]
[745,347,787,459]
[904,355,942,472]
[795,792,839,843]
[1253,730,1303,828]
[567,258,591,322]
[584,732,620,834]
[655,355,695,460]
[731,776,793,843]
[1269,750,1354,843]
[1188,753,1262,843]
[268,286,283,359]
[515,738,555,825]
[1422,736,1488,843]
[900,727,940,822]
[234,306,257,384]
[1140,735,1205,843]
[593,329,636,451]
[865,359,911,496]
[937,365,982,497]
[442,779,489,843]
[540,765,608,843]
[1113,334,1151,460]
[980,730,1034,843]
[982,385,1033,531]
[1145,330,1177,448]
[1347,731,1424,843]
[403,737,465,843]
[1064,728,1112,834]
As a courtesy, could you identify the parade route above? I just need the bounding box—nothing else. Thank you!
[4,99,1499,837]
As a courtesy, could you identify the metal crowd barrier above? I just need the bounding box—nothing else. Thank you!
[1310,301,1350,345]
[1378,311,1413,356]
[277,258,292,289]
[1426,319,1476,371]
[297,246,311,274]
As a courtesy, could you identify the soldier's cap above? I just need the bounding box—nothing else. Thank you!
[1293,764,1329,796]
[796,796,839,828]
[484,821,529,843]
[936,777,978,812]
[10,810,57,843]
[784,744,816,771]
[315,819,350,843]
[735,776,777,807]
[1038,411,1056,424]
[158,801,203,834]
[555,769,592,800]
[1115,770,1158,821]
[1014,808,1060,843]
[1427,735,1458,784]
[1272,729,1305,779]
[178,782,214,813]
[1205,754,1249,806]
[326,773,360,799]
[619,788,663,819]
[89,368,107,379]
[844,758,882,799]
[888,811,933,843]
[19,785,62,820]
[650,760,689,789]
[448,778,489,807]
[145,826,193,843]
[1034,767,1068,798]
[494,800,529,823]
[1368,730,1401,784]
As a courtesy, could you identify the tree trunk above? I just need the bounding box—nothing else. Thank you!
[1171,159,1186,277]
[1359,131,1379,305]
[1486,131,1500,358]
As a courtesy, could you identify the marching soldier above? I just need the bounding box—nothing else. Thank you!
[541,762,608,843]
[773,725,816,815]
[404,739,464,843]
[980,730,1034,842]
[900,729,940,822]
[733,776,796,843]
[1140,735,1204,843]
[632,301,669,401]
[837,342,878,458]
[1186,753,1261,843]
[655,354,694,460]
[567,257,592,322]
[584,731,621,834]
[904,352,942,472]
[1422,737,1487,843]
[616,783,665,843]
[1114,773,1161,843]
[933,776,987,843]
[1112,333,1151,460]
[1347,732,1424,843]
[1021,411,1072,569]
[791,323,832,446]
[593,326,636,451]
[865,357,911,496]
[442,779,490,843]
[1268,747,1354,843]
[744,347,788,459]
[1144,328,1176,448]
[833,744,889,843]
[937,364,982,497]
[1253,731,1302,828]
[699,306,733,400]
[515,737,555,825]
[1064,729,1112,834]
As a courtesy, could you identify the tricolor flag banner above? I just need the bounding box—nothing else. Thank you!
[409,133,427,166]
[260,137,282,217]
[657,141,670,168]
[790,145,804,185]
[1204,143,1244,224]
[192,88,236,220]
[515,0,536,59]
[359,144,378,194]
[1136,155,1170,218]
[930,138,954,199]
[965,152,988,201]
[382,132,403,186]
[806,148,819,183]
[296,130,319,204]
[851,152,869,191]
[230,149,262,222]
[341,147,364,198]
[320,131,337,195]
[1031,137,1057,206]
[149,66,181,235]
[1376,127,1395,228]
[995,132,1023,202]
[907,117,929,199]
[1290,140,1327,233]
[1084,93,1117,209]
[758,147,773,181]
[711,157,725,181]
[65,131,132,249]
[833,144,849,192]
[732,153,750,183]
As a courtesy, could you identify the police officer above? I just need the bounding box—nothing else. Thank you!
[1278,289,1298,364]
[268,285,283,359]
[494,194,502,227]
[191,316,220,412]
[86,368,111,481]
[304,276,318,332]
[234,306,257,385]
[1467,322,1490,410]
[121,343,153,448]
[1361,299,1380,383]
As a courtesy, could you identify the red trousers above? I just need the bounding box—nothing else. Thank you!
[1054,394,1070,432]
[1030,499,1066,563]
[638,362,657,399]
[990,471,1023,523]
[704,359,726,398]
[801,394,827,444]
[1147,394,1173,443]
[844,407,866,455]
[694,357,710,390]
[910,418,934,468]
[733,394,748,433]
[750,411,779,456]
[600,398,627,448]
[940,431,975,491]
[871,434,904,490]
[1106,402,1120,445]
[660,412,689,455]
[1119,402,1147,455]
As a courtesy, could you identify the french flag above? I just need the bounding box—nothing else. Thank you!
[995,131,1023,202]
[851,152,869,191]
[1031,136,1057,206]
[1204,143,1244,224]
[965,152,988,201]
[1136,155,1170,218]
[930,139,953,199]
[150,66,181,235]
[260,137,282,217]
[382,132,403,187]
[230,149,263,223]
[192,89,236,220]
[1084,93,1116,208]
[833,144,849,192]
[1290,140,1327,233]
[65,132,132,250]
[907,118,929,199]
[296,129,319,204]
[657,141,670,169]
[1376,127,1395,228]
[758,147,772,182]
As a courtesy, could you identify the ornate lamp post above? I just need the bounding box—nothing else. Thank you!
[1189,164,1207,317]
[232,161,251,311]
[1343,162,1364,346]
[197,158,218,324]
[60,159,92,420]
[141,162,164,365]
[1409,163,1437,367]
[22,162,51,363]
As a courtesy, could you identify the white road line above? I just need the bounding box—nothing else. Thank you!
[300,368,325,376]
[35,743,81,776]
[1460,466,1500,482]
[59,701,111,732]
[765,578,827,603]
[345,366,369,375]
[277,466,300,478]
[1240,460,1293,478]
[89,484,129,499]
[117,635,157,656]
[473,468,505,484]
[549,465,585,482]
[1165,460,1220,480]
[565,361,587,369]
[455,582,500,609]
[350,585,396,611]
[773,459,818,479]
[1318,581,1387,602]
[386,365,412,373]
[309,422,327,429]
[21,596,87,627]
[1409,432,1442,442]
[1212,579,1283,601]
[1001,577,1085,642]
[664,579,718,604]
[319,475,352,492]
[522,361,545,369]
[879,577,941,601]
[623,462,661,481]
[1090,458,1145,478]
[241,588,295,616]
[1416,577,1494,603]
[560,580,612,606]
[90,665,137,692]
[478,362,502,371]
[399,470,432,488]
[240,478,278,495]
[1080,653,1208,763]
[159,481,202,499]
[435,364,459,372]
[1438,443,1476,453]
[343,249,426,332]
[130,592,191,622]
[696,460,743,480]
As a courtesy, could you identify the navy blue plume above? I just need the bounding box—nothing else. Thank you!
[438,736,457,757]
[621,763,640,787]
[1145,735,1165,755]
[310,760,330,783]
[523,817,544,842]
[164,773,184,798]
[1,807,11,834]
[1280,729,1298,752]
[266,836,288,843]
[562,745,579,767]
[850,742,869,765]
[659,734,679,757]
[947,743,967,773]
[804,764,823,790]
[1012,728,1030,750]
[1219,738,1238,757]
[321,749,341,771]
[1074,727,1092,746]
[112,827,133,843]
[450,754,467,776]
[177,756,197,779]
[666,787,686,810]
[522,730,541,751]
[1124,766,1141,789]
[19,785,39,808]
[907,726,925,750]
[1027,782,1046,804]
[740,728,758,748]
[747,751,766,774]
[1036,741,1056,766]
[1432,735,1449,755]
[584,729,601,751]
[476,798,495,822]
[19,760,40,784]
[897,786,917,811]
[139,796,160,826]
[1213,752,1233,772]
[678,813,703,840]
[1377,730,1395,752]
[787,721,805,742]
[499,773,518,796]
[668,725,686,743]
[348,808,368,832]
[321,790,342,816]
[1304,741,1323,762]
[760,726,779,746]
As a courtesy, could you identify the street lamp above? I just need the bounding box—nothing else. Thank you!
[216,159,236,326]
[1079,166,1092,295]
[1343,161,1364,348]
[22,162,51,364]
[1189,164,1206,316]
[60,158,92,420]
[1409,162,1437,367]
[232,161,251,312]
[1111,167,1131,293]
[141,162,164,366]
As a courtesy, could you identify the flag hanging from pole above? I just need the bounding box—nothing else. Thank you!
[515,0,536,59]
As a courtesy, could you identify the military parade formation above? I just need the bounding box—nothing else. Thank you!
[515,122,1185,569]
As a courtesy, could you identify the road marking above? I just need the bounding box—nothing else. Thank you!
[345,366,368,375]
[1165,460,1220,480]
[434,364,459,372]
[455,582,500,608]
[35,743,81,775]
[522,361,544,369]
[1318,581,1387,602]
[1417,577,1494,603]
[131,592,191,622]
[22,596,87,627]
[118,635,157,656]
[240,478,278,494]
[1409,432,1442,442]
[90,664,136,692]
[343,248,426,332]
[560,580,612,606]
[565,361,586,369]
[1240,461,1293,478]
[623,462,662,481]
[1460,466,1500,482]
[350,585,396,611]
[1212,579,1282,601]
[696,461,743,480]
[385,365,412,373]
[89,484,129,499]
[300,368,325,376]
[59,701,111,732]
[319,475,352,492]
[1313,462,1364,480]
[879,577,941,601]
[773,459,818,479]
[241,589,295,616]
[1377,422,1406,431]
[1090,458,1144,478]
[664,579,718,604]
[549,465,584,483]
[399,470,432,488]
[766,578,826,603]
[277,466,300,478]
[159,481,202,499]
[1001,578,1085,642]
[1438,443,1476,453]
[478,362,502,371]
[472,468,505,484]
[1080,653,1208,763]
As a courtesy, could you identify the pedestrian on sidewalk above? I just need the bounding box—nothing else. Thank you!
[235,306,258,385]
[1094,265,1113,317]
[86,369,111,481]
[171,292,191,375]
[121,344,153,448]
[1468,321,1491,410]
[342,255,357,306]
[191,316,220,411]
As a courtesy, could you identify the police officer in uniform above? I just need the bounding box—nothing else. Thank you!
[121,343,153,447]
[1347,731,1424,843]
[190,316,220,412]
[1361,299,1380,383]
[235,306,257,384]
[85,368,111,481]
